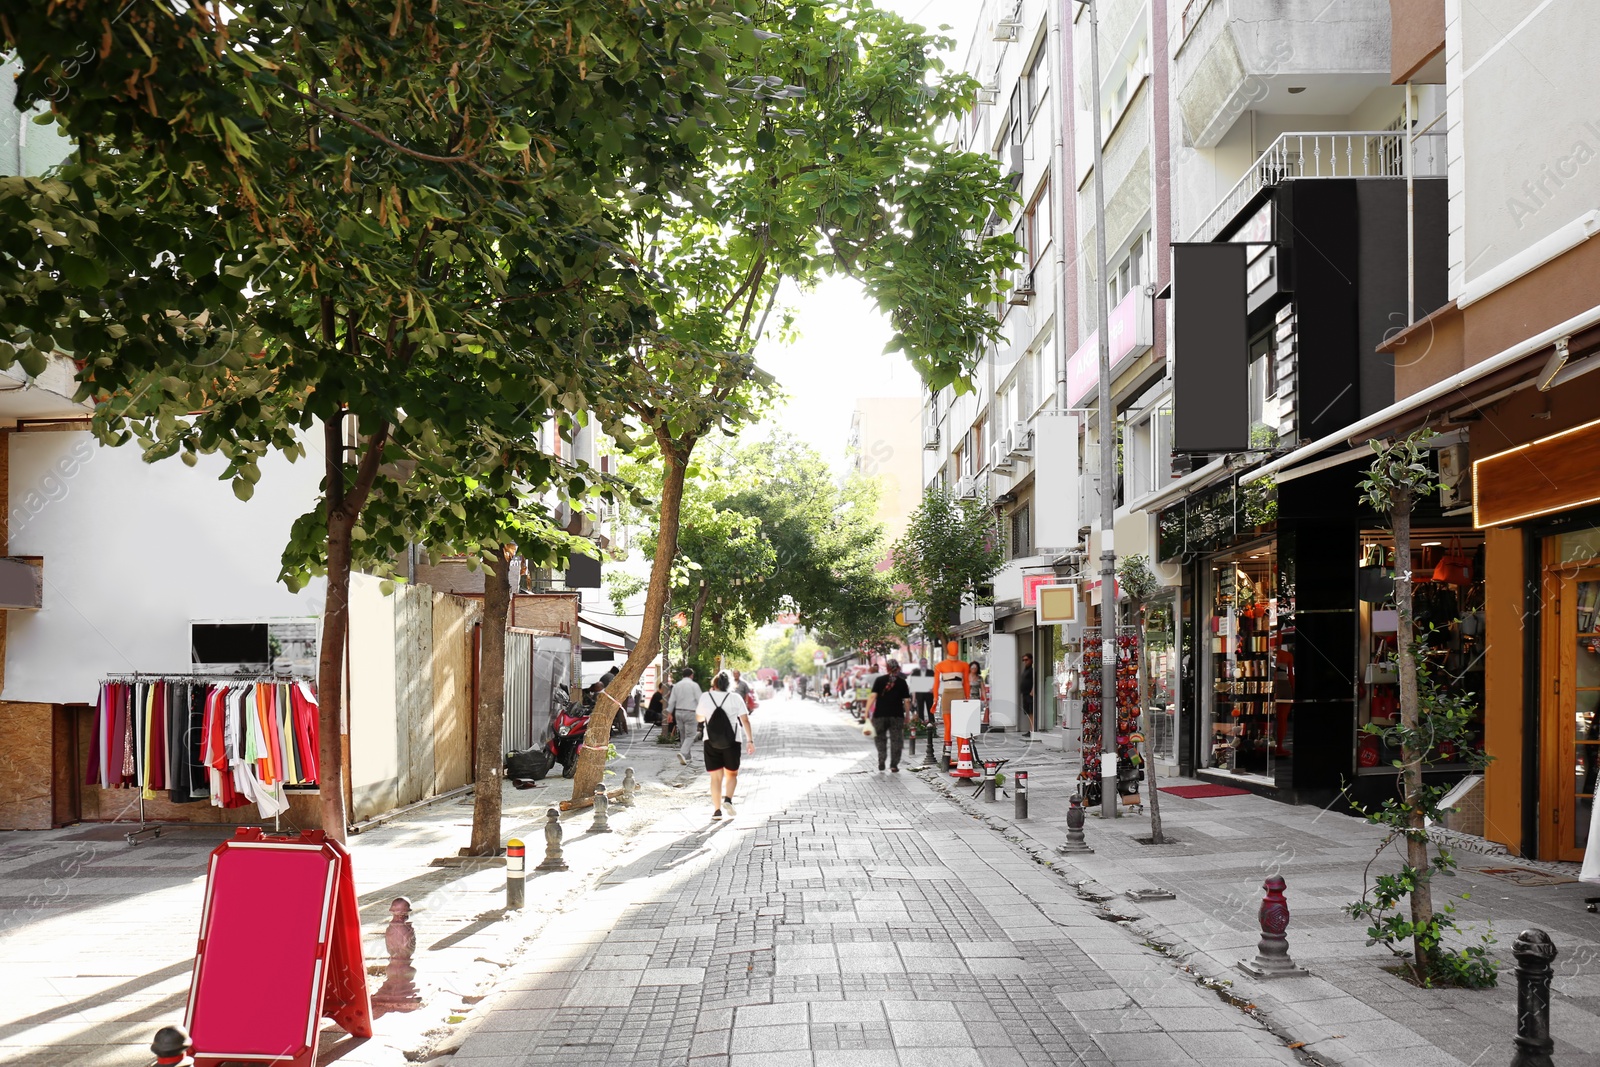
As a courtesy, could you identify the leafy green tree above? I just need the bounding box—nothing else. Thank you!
[891,488,1005,643]
[1,0,743,838]
[568,0,1019,801]
[1346,430,1495,986]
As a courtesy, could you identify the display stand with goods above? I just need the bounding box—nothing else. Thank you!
[1079,626,1142,807]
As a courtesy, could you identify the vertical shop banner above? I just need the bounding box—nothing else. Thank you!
[186,828,372,1067]
[1171,243,1248,453]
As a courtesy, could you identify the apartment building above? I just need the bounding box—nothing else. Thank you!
[923,0,1083,744]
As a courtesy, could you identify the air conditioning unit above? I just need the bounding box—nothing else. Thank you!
[1007,267,1035,305]
[991,17,1019,42]
[1009,420,1033,456]
[990,441,1013,471]
[1005,142,1025,177]
[1438,442,1470,507]
[922,426,940,450]
[977,79,1001,107]
[956,475,979,499]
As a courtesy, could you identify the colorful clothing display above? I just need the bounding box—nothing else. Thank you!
[87,677,320,818]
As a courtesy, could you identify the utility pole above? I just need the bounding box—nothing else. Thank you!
[1077,0,1120,819]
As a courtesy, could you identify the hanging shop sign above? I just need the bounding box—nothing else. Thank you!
[1036,584,1078,625]
[185,828,371,1067]
[1065,287,1155,407]
[1474,416,1600,528]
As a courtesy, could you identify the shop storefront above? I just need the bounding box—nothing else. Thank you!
[1160,461,1483,808]
[1473,413,1600,863]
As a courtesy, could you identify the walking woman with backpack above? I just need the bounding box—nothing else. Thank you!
[696,672,755,820]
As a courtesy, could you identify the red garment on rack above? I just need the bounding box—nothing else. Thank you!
[109,683,132,788]
[291,683,320,784]
[148,683,166,793]
[84,684,105,787]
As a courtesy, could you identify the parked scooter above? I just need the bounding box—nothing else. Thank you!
[505,697,592,786]
[548,698,591,779]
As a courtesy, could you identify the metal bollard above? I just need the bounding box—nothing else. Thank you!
[620,767,638,807]
[505,840,526,909]
[983,761,998,802]
[371,897,423,1012]
[940,738,951,771]
[150,1024,193,1066]
[1510,929,1558,1067]
[1015,770,1029,820]
[589,786,613,834]
[925,718,935,763]
[535,807,568,871]
[1056,793,1094,854]
[1237,876,1309,979]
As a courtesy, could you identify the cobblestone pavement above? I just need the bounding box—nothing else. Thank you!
[0,715,705,1067]
[448,698,1301,1067]
[912,731,1600,1067]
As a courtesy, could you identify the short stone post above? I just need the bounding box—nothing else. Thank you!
[924,719,935,763]
[1510,929,1558,1067]
[620,767,638,807]
[1056,793,1094,854]
[150,1024,193,1066]
[1237,876,1309,979]
[982,761,998,802]
[1014,770,1029,820]
[589,786,613,834]
[504,840,526,910]
[371,897,423,1012]
[535,807,568,871]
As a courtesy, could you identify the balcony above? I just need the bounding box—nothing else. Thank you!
[1187,130,1445,243]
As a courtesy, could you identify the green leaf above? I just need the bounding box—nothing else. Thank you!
[61,254,109,289]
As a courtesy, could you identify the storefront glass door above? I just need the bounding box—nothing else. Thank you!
[1544,563,1600,861]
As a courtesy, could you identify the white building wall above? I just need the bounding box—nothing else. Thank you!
[4,430,325,704]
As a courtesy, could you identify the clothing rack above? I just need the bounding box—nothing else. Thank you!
[93,673,317,845]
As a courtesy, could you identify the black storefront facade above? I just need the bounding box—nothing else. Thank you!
[1154,172,1481,809]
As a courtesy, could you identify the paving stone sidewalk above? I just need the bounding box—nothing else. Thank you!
[914,734,1600,1067]
[0,717,704,1067]
[447,699,1304,1067]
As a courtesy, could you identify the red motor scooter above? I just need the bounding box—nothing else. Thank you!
[506,697,591,784]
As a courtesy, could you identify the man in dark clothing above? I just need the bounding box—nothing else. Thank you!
[868,659,913,772]
[1019,652,1036,738]
[908,657,935,726]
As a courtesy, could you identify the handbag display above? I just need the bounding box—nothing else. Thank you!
[1432,536,1474,586]
[1358,545,1394,603]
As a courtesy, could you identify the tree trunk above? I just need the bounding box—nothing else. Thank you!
[685,579,711,666]
[1138,603,1165,844]
[467,549,511,856]
[570,442,691,801]
[316,410,389,844]
[1393,485,1434,979]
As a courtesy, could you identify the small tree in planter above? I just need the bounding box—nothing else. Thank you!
[1118,554,1165,844]
[1345,430,1496,987]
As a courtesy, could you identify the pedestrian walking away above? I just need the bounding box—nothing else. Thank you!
[696,672,754,819]
[868,658,913,771]
[666,667,703,766]
[1019,651,1036,738]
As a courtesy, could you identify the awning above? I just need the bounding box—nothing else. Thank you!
[579,613,637,650]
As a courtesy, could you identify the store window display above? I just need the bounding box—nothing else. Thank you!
[1355,530,1485,773]
[1202,541,1290,781]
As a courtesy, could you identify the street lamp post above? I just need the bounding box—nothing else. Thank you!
[1075,0,1120,819]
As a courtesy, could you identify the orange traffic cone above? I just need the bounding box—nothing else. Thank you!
[950,736,979,778]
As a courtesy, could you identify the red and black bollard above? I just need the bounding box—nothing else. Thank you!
[1510,928,1558,1067]
[150,1024,192,1066]
[983,761,998,802]
[1014,770,1029,820]
[1238,876,1308,979]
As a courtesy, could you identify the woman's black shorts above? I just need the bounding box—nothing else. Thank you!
[704,742,742,772]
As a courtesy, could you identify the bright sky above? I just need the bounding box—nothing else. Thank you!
[751,0,976,474]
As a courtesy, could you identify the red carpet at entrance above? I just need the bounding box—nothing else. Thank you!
[1158,783,1251,799]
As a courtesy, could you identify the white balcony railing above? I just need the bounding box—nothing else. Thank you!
[1187,130,1447,243]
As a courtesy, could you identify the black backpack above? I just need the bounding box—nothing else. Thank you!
[705,693,738,747]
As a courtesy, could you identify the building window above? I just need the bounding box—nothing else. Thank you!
[1107,231,1148,307]
[1100,33,1148,138]
[1011,503,1032,558]
[1025,180,1051,266]
[1027,43,1050,119]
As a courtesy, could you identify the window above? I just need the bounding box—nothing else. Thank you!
[1009,84,1024,144]
[1124,398,1174,504]
[1026,44,1050,118]
[1025,181,1052,266]
[1010,503,1032,558]
[1107,231,1148,307]
[1099,33,1148,138]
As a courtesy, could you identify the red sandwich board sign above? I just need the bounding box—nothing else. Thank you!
[185,828,372,1066]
